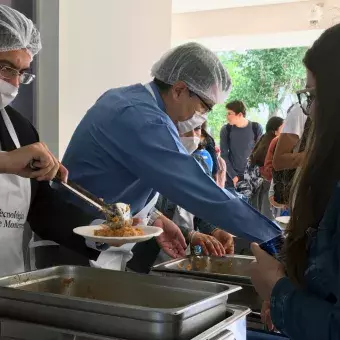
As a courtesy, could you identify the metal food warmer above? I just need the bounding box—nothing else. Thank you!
[152,255,288,339]
[0,266,251,340]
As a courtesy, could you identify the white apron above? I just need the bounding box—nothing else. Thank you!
[90,193,159,271]
[0,108,31,276]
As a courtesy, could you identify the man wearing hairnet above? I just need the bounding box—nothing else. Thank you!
[57,43,282,270]
[0,5,101,276]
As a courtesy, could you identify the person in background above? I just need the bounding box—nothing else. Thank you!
[251,117,284,175]
[237,117,284,219]
[220,100,263,189]
[272,104,307,171]
[127,125,234,273]
[0,5,100,276]
[215,152,227,189]
[268,180,289,218]
[201,123,227,188]
[250,23,340,339]
[262,136,279,182]
[194,127,214,174]
[272,102,311,205]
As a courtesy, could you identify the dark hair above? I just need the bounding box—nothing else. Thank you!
[199,124,219,175]
[265,116,284,134]
[153,78,172,92]
[250,117,283,167]
[285,23,340,285]
[226,100,247,117]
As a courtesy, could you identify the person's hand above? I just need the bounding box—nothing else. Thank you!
[191,232,225,256]
[261,300,275,331]
[154,215,186,258]
[249,243,286,301]
[0,142,68,182]
[211,229,234,254]
[216,157,227,189]
[232,176,239,187]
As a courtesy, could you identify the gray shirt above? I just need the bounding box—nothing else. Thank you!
[220,122,263,179]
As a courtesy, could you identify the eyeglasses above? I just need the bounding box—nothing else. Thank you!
[297,88,316,116]
[0,64,35,85]
[195,93,213,113]
[189,90,213,114]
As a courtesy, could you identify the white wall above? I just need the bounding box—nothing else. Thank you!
[36,0,59,156]
[36,0,172,158]
[172,0,339,50]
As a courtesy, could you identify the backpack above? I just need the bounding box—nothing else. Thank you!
[272,117,312,205]
[226,121,260,147]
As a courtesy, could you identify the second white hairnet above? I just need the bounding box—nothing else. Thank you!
[0,5,41,57]
[151,42,232,105]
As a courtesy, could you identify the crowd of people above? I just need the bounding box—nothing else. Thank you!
[0,3,340,339]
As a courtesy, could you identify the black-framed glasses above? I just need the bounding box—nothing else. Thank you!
[189,90,213,113]
[0,64,35,85]
[297,88,316,116]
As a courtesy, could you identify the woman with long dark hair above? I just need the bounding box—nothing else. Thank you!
[237,116,283,217]
[250,24,340,339]
[250,116,284,170]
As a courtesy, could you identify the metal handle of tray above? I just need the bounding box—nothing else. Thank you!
[208,329,235,340]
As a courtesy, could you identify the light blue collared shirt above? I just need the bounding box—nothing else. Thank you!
[60,82,281,243]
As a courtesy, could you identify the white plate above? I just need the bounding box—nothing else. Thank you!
[276,216,290,225]
[73,225,163,245]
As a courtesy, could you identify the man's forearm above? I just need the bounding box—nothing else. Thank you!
[0,152,9,173]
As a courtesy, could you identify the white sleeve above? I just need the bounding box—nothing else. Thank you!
[269,180,275,198]
[282,105,307,139]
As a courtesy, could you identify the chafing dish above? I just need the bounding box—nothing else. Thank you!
[0,266,241,340]
[0,304,250,339]
[152,255,262,311]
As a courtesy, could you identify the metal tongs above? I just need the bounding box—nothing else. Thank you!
[53,173,126,229]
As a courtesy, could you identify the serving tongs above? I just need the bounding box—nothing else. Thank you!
[53,173,126,229]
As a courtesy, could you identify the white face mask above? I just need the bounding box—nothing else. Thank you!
[177,112,207,134]
[180,136,200,154]
[0,79,19,109]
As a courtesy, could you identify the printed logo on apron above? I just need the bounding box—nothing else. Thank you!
[0,108,31,276]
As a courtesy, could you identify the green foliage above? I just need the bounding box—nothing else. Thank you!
[208,47,307,143]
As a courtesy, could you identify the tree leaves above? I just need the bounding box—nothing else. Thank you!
[208,47,307,143]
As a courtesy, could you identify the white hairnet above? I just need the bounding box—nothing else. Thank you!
[0,5,41,57]
[151,42,232,105]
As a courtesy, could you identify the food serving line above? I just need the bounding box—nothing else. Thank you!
[0,255,288,340]
[0,182,289,339]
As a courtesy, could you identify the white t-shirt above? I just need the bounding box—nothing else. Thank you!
[282,104,307,139]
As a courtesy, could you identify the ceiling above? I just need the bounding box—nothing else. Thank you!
[172,0,311,13]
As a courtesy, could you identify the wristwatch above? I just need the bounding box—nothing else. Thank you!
[147,208,163,226]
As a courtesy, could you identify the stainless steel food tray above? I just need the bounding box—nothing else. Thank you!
[0,304,250,339]
[152,255,254,283]
[0,266,241,340]
[152,255,262,311]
